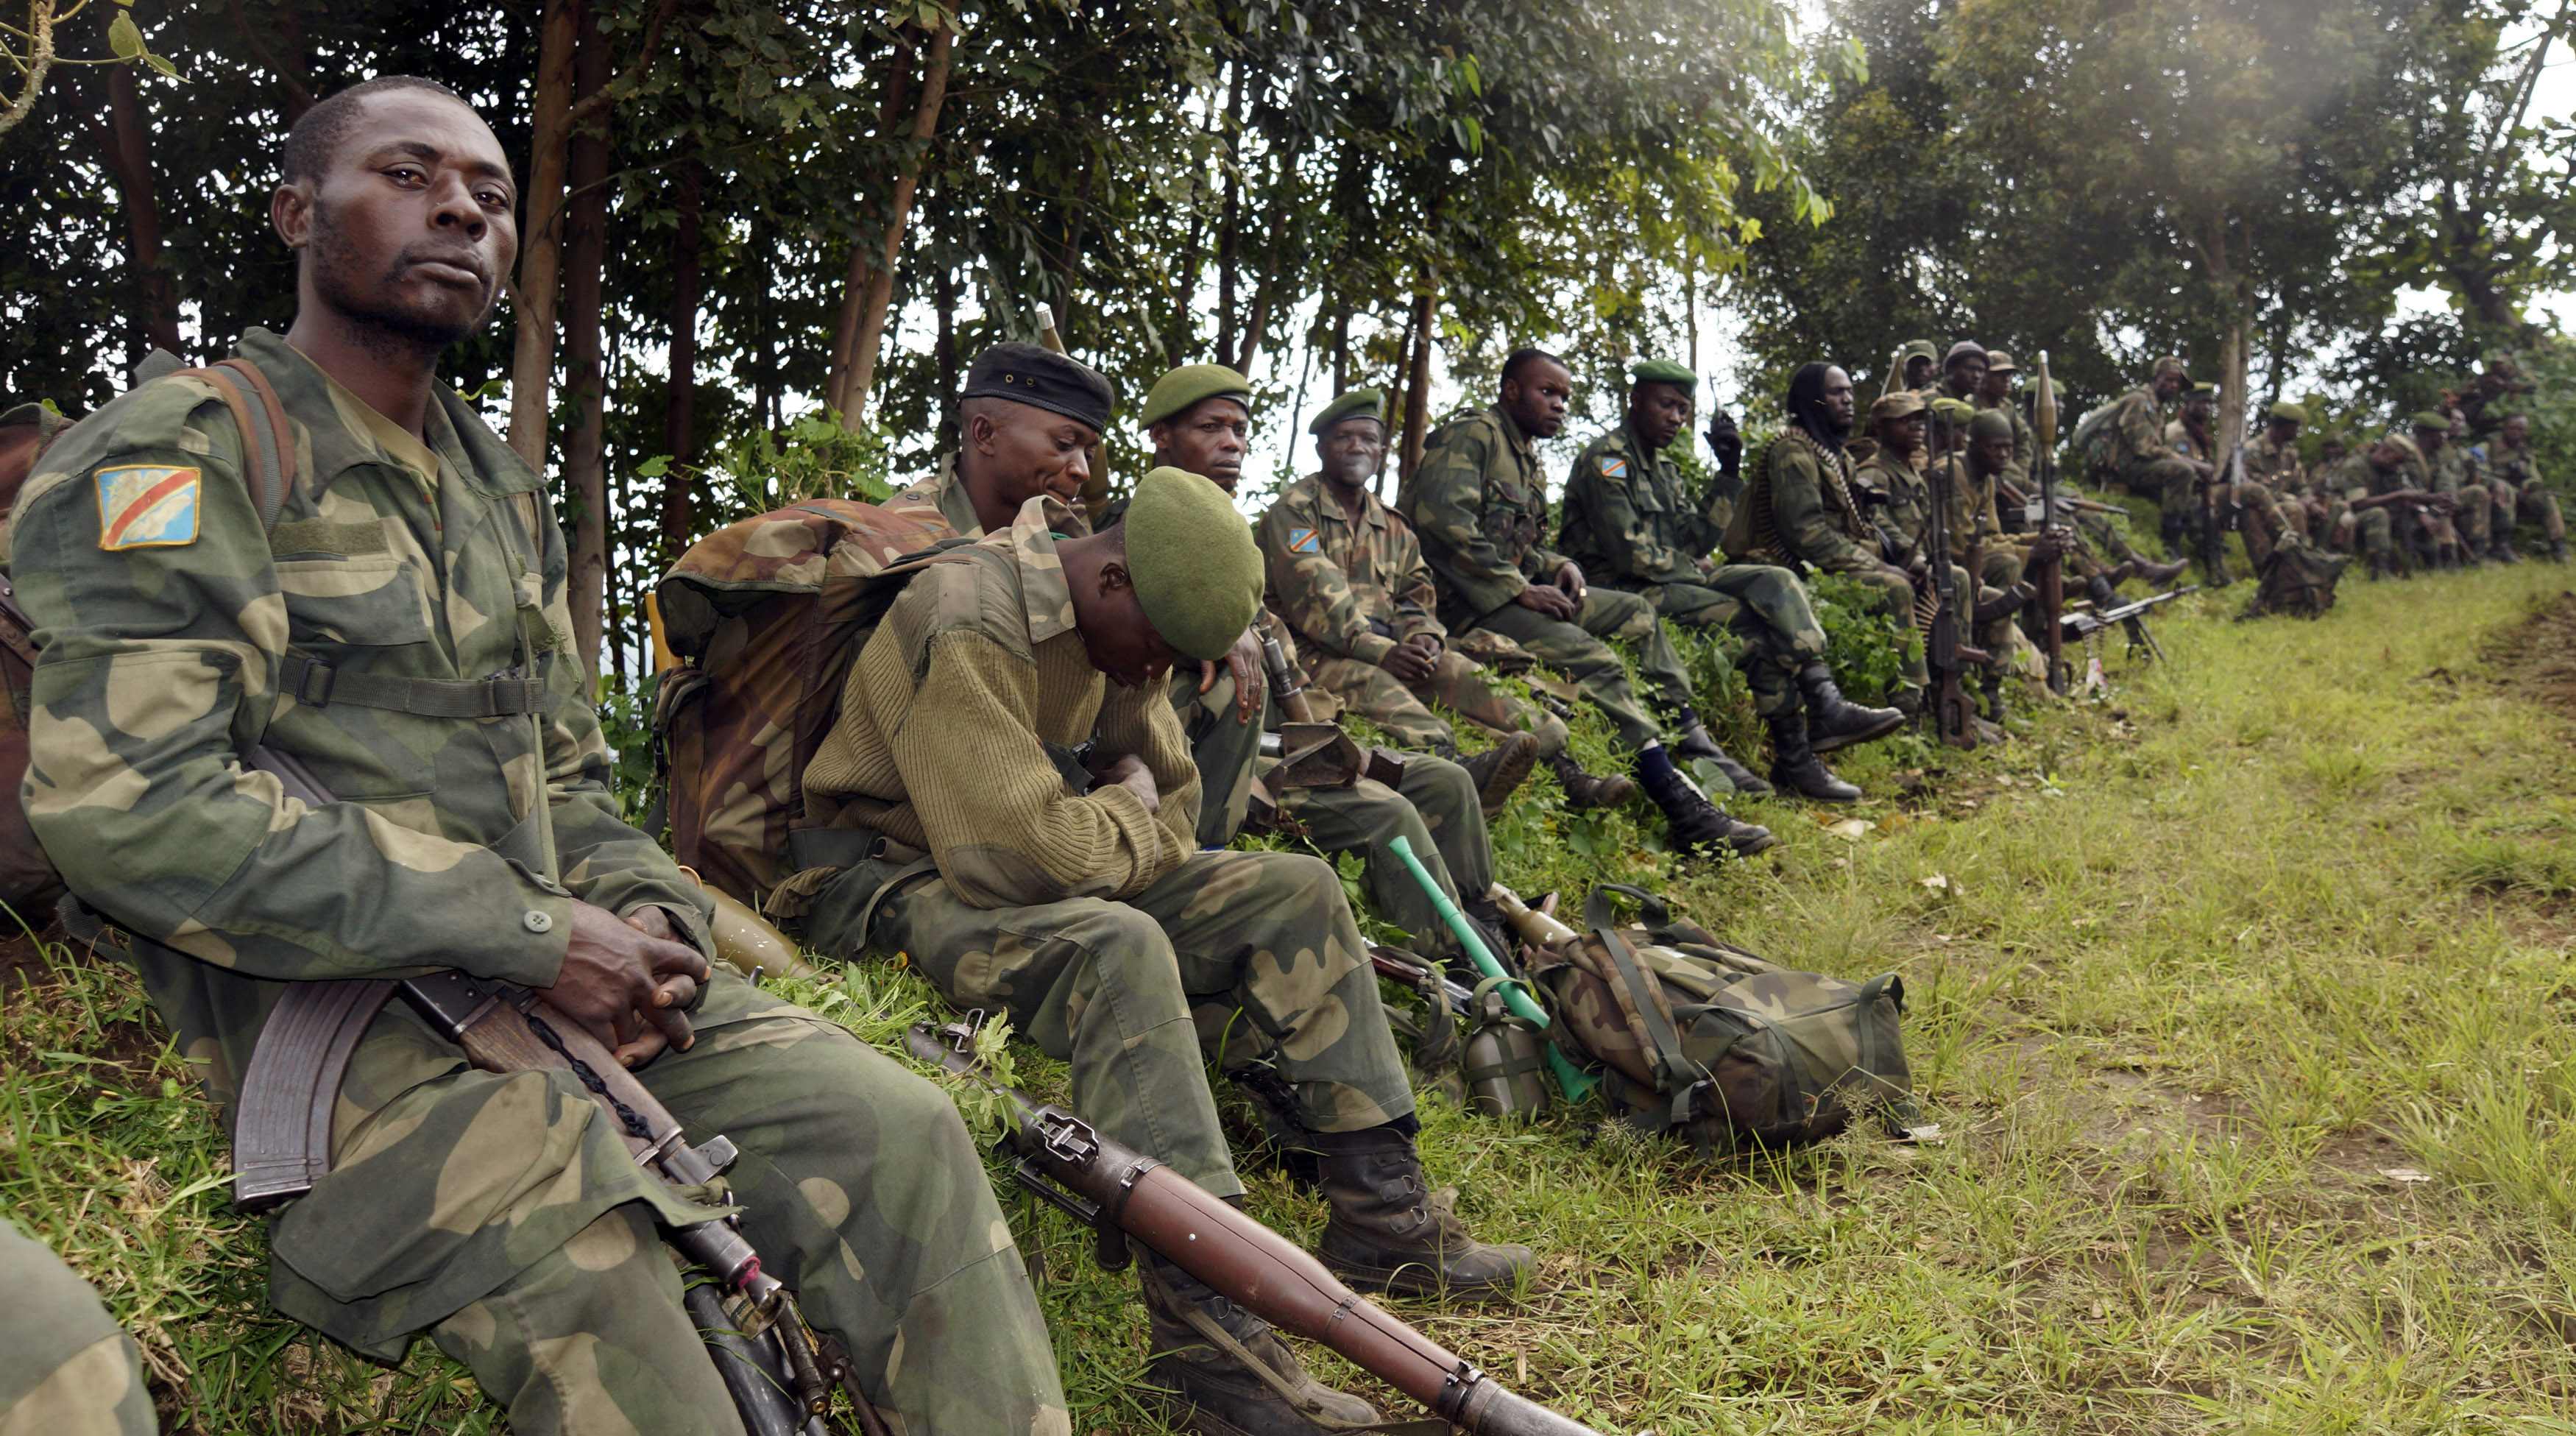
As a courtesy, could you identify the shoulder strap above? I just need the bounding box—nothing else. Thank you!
[1590,922,1718,1132]
[160,357,299,534]
[1580,882,1672,934]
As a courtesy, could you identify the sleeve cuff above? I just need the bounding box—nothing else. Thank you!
[1348,632,1398,665]
[477,888,575,988]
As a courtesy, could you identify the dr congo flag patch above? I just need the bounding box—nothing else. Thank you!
[96,465,202,550]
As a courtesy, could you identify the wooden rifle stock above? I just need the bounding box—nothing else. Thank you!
[1922,409,1979,748]
[906,1019,1600,1436]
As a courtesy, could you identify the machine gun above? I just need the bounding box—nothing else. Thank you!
[905,1016,1602,1436]
[1920,406,1981,748]
[230,746,877,1436]
[2060,584,2198,662]
[2031,351,2070,695]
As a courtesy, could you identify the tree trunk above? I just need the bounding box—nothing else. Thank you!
[506,0,582,467]
[1216,60,1244,367]
[826,27,919,414]
[1685,261,1699,374]
[659,156,704,556]
[934,236,959,452]
[1382,308,1418,504]
[99,62,180,358]
[1398,271,1438,488]
[559,5,613,676]
[1330,302,1351,395]
[837,24,953,428]
[751,211,777,430]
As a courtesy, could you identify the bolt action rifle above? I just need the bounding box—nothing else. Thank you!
[904,1014,1602,1436]
[227,744,882,1436]
[2032,350,2068,694]
[1921,405,1981,748]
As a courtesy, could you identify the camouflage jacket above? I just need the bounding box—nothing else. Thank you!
[885,452,987,537]
[1851,445,1929,562]
[2162,419,2214,465]
[1557,422,1720,589]
[1725,428,1876,575]
[10,328,721,1353]
[2427,442,2473,495]
[1401,404,1566,626]
[1257,472,1443,665]
[802,496,1200,908]
[2241,431,2304,492]
[2491,442,2543,491]
[2108,388,2181,469]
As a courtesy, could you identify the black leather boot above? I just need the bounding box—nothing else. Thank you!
[1766,708,1861,803]
[1141,1253,1384,1435]
[1794,662,1903,754]
[1309,1126,1534,1301]
[1548,751,1637,810]
[1636,745,1775,857]
[1455,731,1540,816]
[1666,707,1772,798]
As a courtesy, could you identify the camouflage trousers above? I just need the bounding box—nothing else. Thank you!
[2120,457,2202,519]
[0,1221,157,1435]
[1626,564,1827,720]
[1303,648,1568,760]
[1468,587,1692,751]
[1273,755,1494,962]
[802,851,1412,1199]
[2510,484,2567,544]
[1173,668,1265,849]
[2449,485,2494,553]
[392,979,1067,1436]
[1967,547,2023,657]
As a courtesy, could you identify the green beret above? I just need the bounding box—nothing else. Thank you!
[1308,388,1387,436]
[1142,364,1254,429]
[1967,408,2015,442]
[2410,409,2451,431]
[1929,397,1978,426]
[961,342,1114,432]
[1122,467,1262,663]
[1869,391,1925,423]
[2268,402,2306,423]
[1900,339,1938,362]
[1630,359,1696,387]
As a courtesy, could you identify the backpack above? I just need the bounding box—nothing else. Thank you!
[2244,541,2347,620]
[0,359,300,923]
[1523,883,1917,1150]
[649,501,963,906]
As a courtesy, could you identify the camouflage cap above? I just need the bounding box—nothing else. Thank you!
[1869,391,1926,424]
[1142,364,1255,429]
[962,342,1114,433]
[1943,340,1988,367]
[1629,358,1696,387]
[1307,387,1387,435]
[1900,339,1938,362]
[2409,408,2450,431]
[2268,402,2306,423]
[2151,356,2189,382]
[1967,408,2015,442]
[1122,466,1262,662]
[1983,350,2019,374]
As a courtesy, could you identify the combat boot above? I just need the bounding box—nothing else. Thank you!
[1979,670,2009,727]
[1454,732,1541,817]
[2129,554,2190,586]
[2553,539,2570,565]
[1666,707,1772,799]
[1309,1126,1534,1301]
[1548,751,1638,810]
[2195,516,2234,588]
[2158,511,2190,565]
[1765,709,1861,803]
[1141,1255,1383,1435]
[1795,662,1903,754]
[2492,535,2520,564]
[1637,745,1775,857]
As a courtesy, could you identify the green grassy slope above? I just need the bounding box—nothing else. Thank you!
[7,563,2574,1434]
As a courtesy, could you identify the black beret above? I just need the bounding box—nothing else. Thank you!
[961,342,1114,433]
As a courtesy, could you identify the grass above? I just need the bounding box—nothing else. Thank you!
[7,561,2576,1434]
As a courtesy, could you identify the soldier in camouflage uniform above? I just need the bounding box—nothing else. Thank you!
[1921,342,1988,407]
[1401,348,1774,858]
[2338,434,2450,577]
[1558,359,1900,802]
[2240,403,2321,542]
[2413,411,2485,567]
[791,467,1533,1436]
[2104,357,2211,570]
[1733,365,1930,714]
[2490,413,2568,562]
[1897,339,1939,394]
[1258,388,1641,810]
[0,1223,156,1435]
[12,80,1066,1436]
[1974,350,2036,480]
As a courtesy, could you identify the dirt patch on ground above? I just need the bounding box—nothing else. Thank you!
[2487,588,2576,722]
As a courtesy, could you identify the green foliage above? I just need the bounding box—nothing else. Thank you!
[1808,568,1912,706]
[687,408,894,526]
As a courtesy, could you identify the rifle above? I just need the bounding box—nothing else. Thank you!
[230,745,874,1436]
[2032,350,2067,694]
[2061,585,2198,657]
[1921,406,1980,748]
[1386,838,1594,1102]
[905,1016,1601,1436]
[1252,612,1403,791]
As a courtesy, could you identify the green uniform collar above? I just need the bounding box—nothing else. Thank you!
[1490,403,1536,459]
[1002,495,1078,643]
[1303,471,1389,531]
[235,328,542,498]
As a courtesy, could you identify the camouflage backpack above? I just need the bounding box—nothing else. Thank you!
[1524,883,1917,1150]
[2243,541,2346,620]
[651,501,963,906]
[0,361,302,922]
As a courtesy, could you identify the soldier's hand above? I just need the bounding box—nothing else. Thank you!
[544,901,711,1067]
[1706,409,1743,472]
[1217,630,1266,722]
[1100,753,1161,813]
[1381,636,1437,682]
[1554,562,1588,606]
[1513,581,1576,620]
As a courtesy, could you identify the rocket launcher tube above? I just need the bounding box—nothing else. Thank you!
[1384,835,1595,1101]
